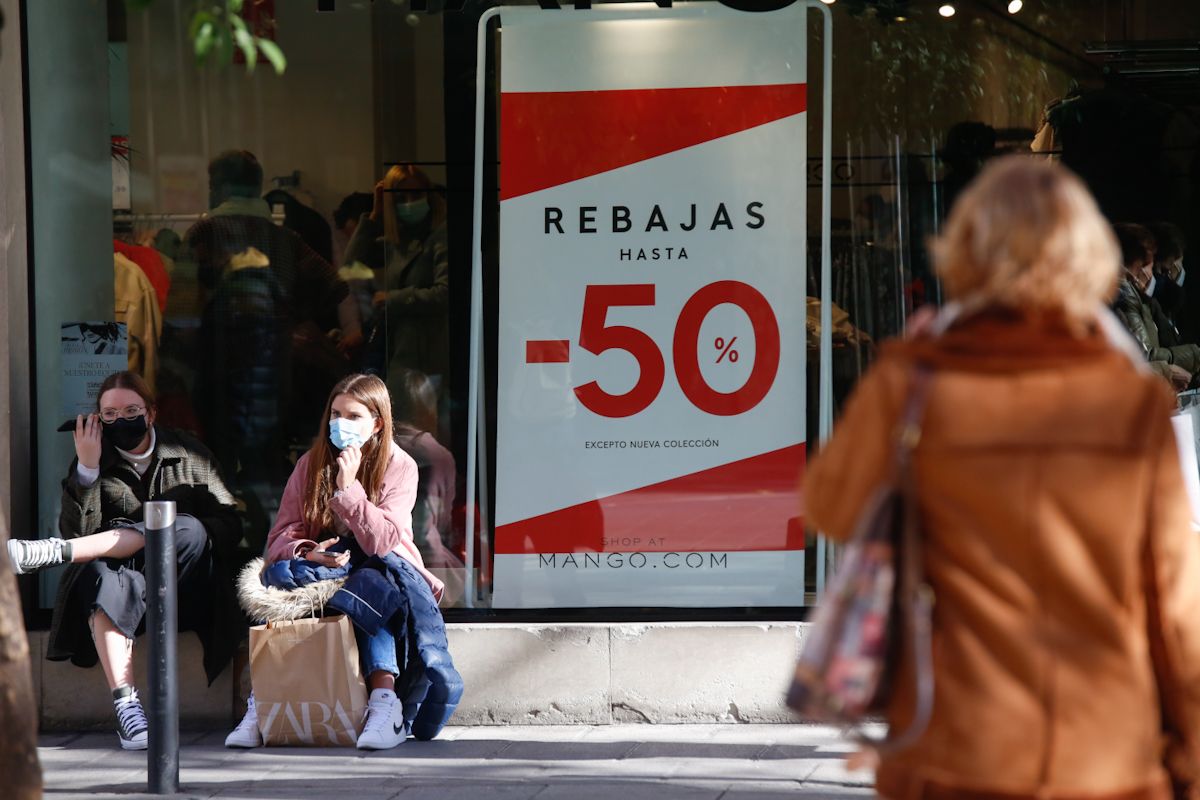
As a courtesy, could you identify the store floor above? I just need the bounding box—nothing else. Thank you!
[38,723,874,799]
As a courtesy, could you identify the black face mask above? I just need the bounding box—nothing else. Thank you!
[102,415,149,451]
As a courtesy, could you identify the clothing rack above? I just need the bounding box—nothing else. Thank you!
[112,210,287,225]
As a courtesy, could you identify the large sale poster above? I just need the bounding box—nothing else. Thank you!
[493,4,807,608]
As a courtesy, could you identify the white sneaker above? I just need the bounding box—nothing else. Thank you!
[225,693,263,749]
[7,537,68,575]
[356,688,406,750]
[114,688,148,751]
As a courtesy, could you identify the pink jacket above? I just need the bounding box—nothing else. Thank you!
[265,442,445,602]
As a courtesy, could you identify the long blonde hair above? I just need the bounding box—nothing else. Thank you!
[303,374,395,534]
[930,156,1120,329]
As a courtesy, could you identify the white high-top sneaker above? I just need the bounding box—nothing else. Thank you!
[225,693,263,749]
[7,537,69,575]
[356,688,406,750]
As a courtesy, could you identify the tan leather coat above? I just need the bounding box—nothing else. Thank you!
[806,309,1200,800]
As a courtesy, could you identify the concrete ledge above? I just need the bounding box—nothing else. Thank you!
[609,623,802,724]
[29,630,233,730]
[30,622,806,730]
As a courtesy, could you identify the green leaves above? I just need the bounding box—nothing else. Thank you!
[131,0,286,76]
[257,39,287,75]
[229,13,257,71]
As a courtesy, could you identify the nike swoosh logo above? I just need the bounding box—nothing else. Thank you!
[393,722,405,735]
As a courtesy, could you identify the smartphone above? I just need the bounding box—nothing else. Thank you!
[57,418,81,432]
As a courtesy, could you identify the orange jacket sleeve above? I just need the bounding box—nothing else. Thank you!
[804,359,906,543]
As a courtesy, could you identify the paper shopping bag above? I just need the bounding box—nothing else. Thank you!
[249,613,368,747]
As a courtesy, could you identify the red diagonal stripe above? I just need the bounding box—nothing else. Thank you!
[495,443,806,554]
[500,83,807,201]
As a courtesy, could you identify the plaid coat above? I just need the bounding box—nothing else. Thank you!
[47,427,246,684]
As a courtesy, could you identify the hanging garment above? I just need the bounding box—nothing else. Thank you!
[114,239,171,313]
[114,252,163,392]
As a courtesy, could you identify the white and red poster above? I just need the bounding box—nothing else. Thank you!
[493,3,807,607]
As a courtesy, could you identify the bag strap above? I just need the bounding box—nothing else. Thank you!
[867,364,937,755]
[893,365,935,470]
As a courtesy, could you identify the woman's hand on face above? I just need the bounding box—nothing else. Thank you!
[336,445,363,492]
[370,180,386,222]
[74,414,102,470]
[302,537,350,568]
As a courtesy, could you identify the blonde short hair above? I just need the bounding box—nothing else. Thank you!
[931,156,1119,326]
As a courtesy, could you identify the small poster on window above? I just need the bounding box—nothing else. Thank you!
[61,322,129,418]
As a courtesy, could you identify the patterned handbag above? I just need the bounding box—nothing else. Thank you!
[786,367,936,753]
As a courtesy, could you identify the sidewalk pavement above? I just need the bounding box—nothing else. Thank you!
[40,724,876,799]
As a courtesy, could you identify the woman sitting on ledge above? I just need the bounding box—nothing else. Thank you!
[225,372,460,751]
[7,370,242,751]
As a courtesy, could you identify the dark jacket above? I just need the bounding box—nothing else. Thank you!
[47,427,245,684]
[1113,278,1200,379]
[328,554,462,741]
[261,557,348,591]
[186,199,352,444]
[1152,274,1186,322]
[344,215,449,379]
[197,263,288,467]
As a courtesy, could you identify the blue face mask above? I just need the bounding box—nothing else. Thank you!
[329,418,372,450]
[394,198,430,226]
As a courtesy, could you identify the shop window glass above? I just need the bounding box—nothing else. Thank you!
[21,0,1200,619]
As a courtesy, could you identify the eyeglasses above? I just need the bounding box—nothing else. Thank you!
[99,405,146,423]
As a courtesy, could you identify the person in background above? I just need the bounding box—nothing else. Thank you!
[391,368,463,604]
[1112,222,1198,389]
[334,192,375,260]
[806,156,1200,799]
[1148,221,1188,327]
[6,371,242,751]
[344,165,449,407]
[335,192,384,371]
[186,150,362,546]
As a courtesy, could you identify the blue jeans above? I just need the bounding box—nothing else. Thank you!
[355,625,398,677]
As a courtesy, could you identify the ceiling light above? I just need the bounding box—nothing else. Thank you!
[1007,0,1023,12]
[895,14,907,21]
[819,0,836,4]
[938,4,956,16]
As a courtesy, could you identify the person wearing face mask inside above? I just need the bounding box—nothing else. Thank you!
[6,371,242,751]
[343,165,449,404]
[1113,223,1200,390]
[223,373,459,751]
[1147,221,1189,334]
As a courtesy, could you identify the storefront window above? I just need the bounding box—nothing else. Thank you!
[16,0,1200,621]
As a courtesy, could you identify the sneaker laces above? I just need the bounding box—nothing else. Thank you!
[10,538,63,572]
[116,692,148,739]
[362,694,394,735]
[234,694,258,732]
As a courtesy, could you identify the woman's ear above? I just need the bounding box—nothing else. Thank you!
[146,406,158,428]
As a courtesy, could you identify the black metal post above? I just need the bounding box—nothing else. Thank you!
[144,500,179,794]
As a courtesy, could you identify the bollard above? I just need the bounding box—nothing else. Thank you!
[144,500,179,794]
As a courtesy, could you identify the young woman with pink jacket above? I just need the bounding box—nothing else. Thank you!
[225,373,444,751]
